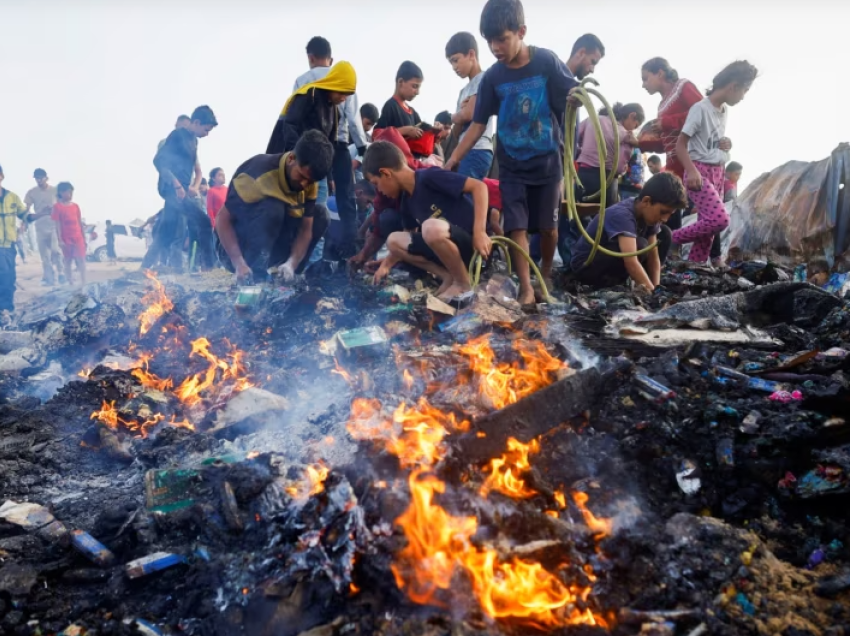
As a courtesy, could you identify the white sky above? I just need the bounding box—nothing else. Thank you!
[3,0,849,224]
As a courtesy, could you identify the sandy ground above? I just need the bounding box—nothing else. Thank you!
[14,256,141,306]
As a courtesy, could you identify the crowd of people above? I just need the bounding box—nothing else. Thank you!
[0,0,758,316]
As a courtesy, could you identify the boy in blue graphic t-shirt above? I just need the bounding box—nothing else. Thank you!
[446,0,578,305]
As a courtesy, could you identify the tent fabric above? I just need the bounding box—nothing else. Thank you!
[726,143,850,268]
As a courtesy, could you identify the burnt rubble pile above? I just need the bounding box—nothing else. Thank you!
[0,263,848,636]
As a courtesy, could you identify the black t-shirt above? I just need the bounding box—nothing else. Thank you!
[376,96,421,130]
[154,128,198,196]
[400,168,475,234]
[473,46,577,185]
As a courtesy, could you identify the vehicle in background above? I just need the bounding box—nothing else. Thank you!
[86,222,147,262]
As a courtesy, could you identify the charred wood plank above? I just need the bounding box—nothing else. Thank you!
[448,358,631,466]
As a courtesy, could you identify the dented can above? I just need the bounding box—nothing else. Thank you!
[125,552,185,579]
[71,530,116,567]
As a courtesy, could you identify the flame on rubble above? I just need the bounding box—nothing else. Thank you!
[479,437,541,499]
[286,463,330,500]
[332,359,354,384]
[347,398,469,469]
[132,366,173,392]
[456,336,565,410]
[174,338,252,407]
[90,401,174,438]
[572,492,613,540]
[138,271,174,336]
[77,367,92,379]
[393,471,605,629]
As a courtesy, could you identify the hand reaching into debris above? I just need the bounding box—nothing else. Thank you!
[279,261,296,282]
[364,259,382,274]
[235,263,253,285]
[373,253,400,285]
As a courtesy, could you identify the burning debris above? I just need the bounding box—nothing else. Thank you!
[0,264,848,636]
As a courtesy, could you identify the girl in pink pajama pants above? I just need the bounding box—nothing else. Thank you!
[674,162,728,263]
[673,60,758,263]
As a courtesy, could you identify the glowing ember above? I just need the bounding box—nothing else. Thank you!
[347,398,469,469]
[456,336,566,410]
[285,463,330,500]
[77,367,92,379]
[573,492,613,540]
[392,471,605,629]
[138,271,174,336]
[479,437,540,499]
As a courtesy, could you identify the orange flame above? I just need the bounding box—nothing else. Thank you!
[89,401,174,439]
[174,338,252,407]
[285,463,330,500]
[77,367,92,379]
[572,492,613,540]
[332,358,354,384]
[347,398,469,469]
[456,336,565,410]
[479,437,540,499]
[138,271,174,336]
[132,366,173,392]
[392,471,605,629]
[403,369,414,390]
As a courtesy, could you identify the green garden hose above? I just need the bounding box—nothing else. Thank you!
[565,78,658,266]
[465,78,652,300]
[467,235,552,303]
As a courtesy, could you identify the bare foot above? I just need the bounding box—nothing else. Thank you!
[435,277,455,297]
[518,287,535,306]
[437,283,472,302]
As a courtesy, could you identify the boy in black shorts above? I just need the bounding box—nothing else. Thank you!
[445,0,578,304]
[363,141,491,301]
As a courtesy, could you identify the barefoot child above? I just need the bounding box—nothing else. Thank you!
[52,182,86,286]
[364,141,491,301]
[445,0,578,304]
[571,172,687,290]
[673,61,757,263]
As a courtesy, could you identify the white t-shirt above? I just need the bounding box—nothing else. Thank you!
[681,97,729,165]
[457,73,495,152]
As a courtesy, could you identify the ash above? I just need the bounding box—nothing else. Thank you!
[0,263,848,636]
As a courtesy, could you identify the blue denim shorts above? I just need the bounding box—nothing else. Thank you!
[458,149,494,180]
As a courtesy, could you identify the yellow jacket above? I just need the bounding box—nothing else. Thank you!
[0,189,26,249]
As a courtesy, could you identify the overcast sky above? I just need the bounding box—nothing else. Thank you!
[3,0,849,224]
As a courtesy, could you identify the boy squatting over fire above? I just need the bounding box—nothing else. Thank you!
[364,140,492,302]
[570,172,688,291]
[215,130,335,283]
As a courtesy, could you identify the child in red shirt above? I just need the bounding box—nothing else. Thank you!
[51,182,86,286]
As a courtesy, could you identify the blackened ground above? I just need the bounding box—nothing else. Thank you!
[0,266,848,635]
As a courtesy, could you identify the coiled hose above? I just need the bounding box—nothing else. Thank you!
[466,78,655,300]
[565,78,658,266]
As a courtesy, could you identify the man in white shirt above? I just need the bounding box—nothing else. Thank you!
[293,36,368,260]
